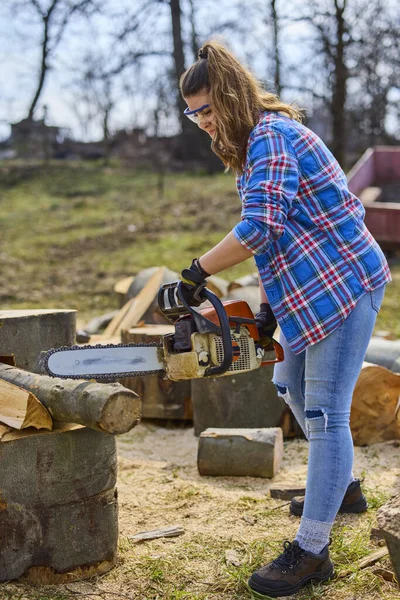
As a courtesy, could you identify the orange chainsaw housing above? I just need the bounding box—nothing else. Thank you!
[200,299,259,340]
[199,299,284,365]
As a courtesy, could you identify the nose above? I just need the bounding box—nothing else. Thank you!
[198,115,210,131]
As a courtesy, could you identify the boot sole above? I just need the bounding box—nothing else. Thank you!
[249,563,334,598]
[290,495,368,517]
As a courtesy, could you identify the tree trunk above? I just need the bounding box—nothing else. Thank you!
[27,0,60,120]
[331,0,347,166]
[0,364,141,435]
[270,0,281,95]
[377,494,400,584]
[169,0,221,170]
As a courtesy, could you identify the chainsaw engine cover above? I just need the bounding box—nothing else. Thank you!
[163,327,262,382]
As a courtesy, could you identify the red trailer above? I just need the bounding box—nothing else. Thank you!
[347,146,400,253]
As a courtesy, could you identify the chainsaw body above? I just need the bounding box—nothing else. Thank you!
[158,282,283,381]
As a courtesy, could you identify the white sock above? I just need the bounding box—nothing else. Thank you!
[295,516,332,555]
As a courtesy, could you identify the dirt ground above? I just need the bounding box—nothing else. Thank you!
[2,422,399,600]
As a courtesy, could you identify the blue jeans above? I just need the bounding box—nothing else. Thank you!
[273,286,386,524]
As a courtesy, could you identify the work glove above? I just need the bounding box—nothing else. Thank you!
[255,303,277,350]
[180,258,210,307]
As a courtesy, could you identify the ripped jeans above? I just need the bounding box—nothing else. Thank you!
[273,285,386,524]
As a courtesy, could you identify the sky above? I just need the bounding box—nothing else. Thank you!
[0,0,315,141]
[0,0,398,143]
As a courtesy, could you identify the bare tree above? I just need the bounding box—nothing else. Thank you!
[14,0,103,120]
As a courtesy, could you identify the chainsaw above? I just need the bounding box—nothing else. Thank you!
[44,281,284,382]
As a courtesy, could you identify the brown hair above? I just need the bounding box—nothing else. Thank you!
[180,40,303,174]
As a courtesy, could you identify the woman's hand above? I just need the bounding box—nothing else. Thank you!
[180,259,210,307]
[255,303,277,349]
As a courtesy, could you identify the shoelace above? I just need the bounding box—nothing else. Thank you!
[271,541,306,574]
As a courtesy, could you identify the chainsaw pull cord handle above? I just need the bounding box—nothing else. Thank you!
[177,282,233,377]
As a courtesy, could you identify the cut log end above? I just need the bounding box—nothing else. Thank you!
[100,389,142,434]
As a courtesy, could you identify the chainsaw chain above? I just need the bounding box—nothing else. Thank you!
[44,342,165,380]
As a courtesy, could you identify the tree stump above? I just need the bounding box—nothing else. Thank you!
[198,427,283,477]
[0,310,76,373]
[0,424,118,583]
[377,494,400,585]
[191,366,299,437]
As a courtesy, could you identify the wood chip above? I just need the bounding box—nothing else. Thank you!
[269,485,306,500]
[338,547,389,578]
[225,549,242,567]
[372,567,395,582]
[129,525,185,542]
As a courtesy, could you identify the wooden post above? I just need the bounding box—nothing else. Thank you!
[0,364,141,435]
[198,427,283,478]
[377,494,400,585]
[0,310,76,373]
[0,424,118,583]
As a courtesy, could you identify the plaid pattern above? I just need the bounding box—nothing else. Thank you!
[233,113,391,354]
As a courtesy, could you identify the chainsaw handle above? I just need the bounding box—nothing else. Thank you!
[176,282,233,377]
[201,287,233,377]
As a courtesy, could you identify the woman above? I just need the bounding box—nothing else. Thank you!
[179,40,391,598]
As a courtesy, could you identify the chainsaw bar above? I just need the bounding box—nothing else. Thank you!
[44,342,165,380]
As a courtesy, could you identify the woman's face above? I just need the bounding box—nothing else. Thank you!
[184,92,216,138]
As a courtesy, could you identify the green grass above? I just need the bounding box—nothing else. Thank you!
[1,160,399,334]
[0,161,252,321]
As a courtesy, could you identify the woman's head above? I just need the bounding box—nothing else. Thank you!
[180,40,302,174]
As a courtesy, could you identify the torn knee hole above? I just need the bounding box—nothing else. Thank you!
[276,384,287,395]
[305,409,324,418]
[305,408,328,434]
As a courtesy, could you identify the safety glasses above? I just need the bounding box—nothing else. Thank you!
[183,103,210,123]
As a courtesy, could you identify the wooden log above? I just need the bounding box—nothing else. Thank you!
[270,485,306,500]
[0,309,76,373]
[197,427,283,477]
[365,338,400,373]
[377,494,400,585]
[0,378,52,430]
[350,362,400,446]
[0,363,141,434]
[0,424,118,583]
[191,366,301,438]
[120,326,192,420]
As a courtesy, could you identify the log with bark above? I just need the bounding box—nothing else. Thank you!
[350,362,400,445]
[0,363,141,435]
[0,378,52,430]
[198,427,284,477]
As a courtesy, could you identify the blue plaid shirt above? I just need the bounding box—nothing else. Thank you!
[233,112,391,354]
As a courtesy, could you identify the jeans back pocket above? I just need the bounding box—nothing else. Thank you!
[370,285,386,313]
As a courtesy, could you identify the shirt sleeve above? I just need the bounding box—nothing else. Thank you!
[233,128,299,255]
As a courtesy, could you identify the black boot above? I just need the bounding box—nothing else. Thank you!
[290,478,368,517]
[248,540,334,598]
